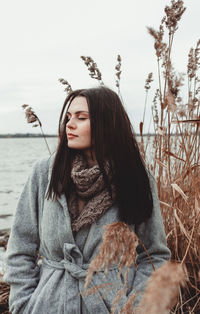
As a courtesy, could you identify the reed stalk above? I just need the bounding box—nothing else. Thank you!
[22,105,51,155]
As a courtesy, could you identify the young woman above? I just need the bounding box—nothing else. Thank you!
[4,86,170,313]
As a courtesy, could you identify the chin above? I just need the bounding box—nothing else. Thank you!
[68,144,88,150]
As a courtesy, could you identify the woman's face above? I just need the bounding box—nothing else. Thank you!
[66,96,92,153]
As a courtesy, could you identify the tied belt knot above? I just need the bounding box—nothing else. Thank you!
[41,243,119,313]
[42,243,90,280]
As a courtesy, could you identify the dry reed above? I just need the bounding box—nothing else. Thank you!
[140,72,154,156]
[58,78,73,95]
[115,55,122,94]
[143,0,200,312]
[21,105,51,155]
[118,292,136,314]
[81,56,104,85]
[0,276,10,314]
[135,262,188,314]
[84,222,138,291]
[83,222,139,313]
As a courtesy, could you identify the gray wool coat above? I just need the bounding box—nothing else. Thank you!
[4,155,171,314]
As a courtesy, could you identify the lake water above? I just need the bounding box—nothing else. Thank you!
[0,137,59,230]
[0,137,59,273]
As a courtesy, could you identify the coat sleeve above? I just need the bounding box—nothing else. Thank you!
[3,158,49,314]
[128,171,171,308]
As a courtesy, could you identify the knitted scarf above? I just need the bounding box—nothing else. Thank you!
[67,153,116,233]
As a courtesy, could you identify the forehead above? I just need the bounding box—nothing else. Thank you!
[67,96,88,113]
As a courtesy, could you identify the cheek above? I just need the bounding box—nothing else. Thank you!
[81,122,91,137]
[82,124,91,146]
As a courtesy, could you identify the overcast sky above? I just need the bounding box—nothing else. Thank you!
[0,0,199,135]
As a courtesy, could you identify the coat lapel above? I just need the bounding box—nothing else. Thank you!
[82,205,119,261]
[47,154,75,244]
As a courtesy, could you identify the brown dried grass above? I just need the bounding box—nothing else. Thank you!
[84,222,138,290]
[58,78,73,95]
[0,276,10,314]
[81,56,103,85]
[135,262,188,314]
[21,105,51,155]
[118,292,136,314]
[143,0,200,312]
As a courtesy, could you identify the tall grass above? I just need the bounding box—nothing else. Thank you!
[140,1,200,312]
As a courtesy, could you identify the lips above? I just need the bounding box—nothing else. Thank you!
[67,133,78,138]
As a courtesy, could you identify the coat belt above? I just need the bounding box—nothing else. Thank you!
[41,256,114,313]
[42,257,90,279]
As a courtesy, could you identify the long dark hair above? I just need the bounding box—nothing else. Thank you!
[47,86,153,225]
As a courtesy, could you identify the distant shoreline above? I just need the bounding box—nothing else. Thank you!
[0,134,58,138]
[0,133,189,138]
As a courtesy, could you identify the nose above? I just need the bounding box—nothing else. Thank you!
[66,117,76,130]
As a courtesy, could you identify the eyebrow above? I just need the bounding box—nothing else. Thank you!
[66,110,89,115]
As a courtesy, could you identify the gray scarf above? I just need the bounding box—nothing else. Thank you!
[67,153,116,232]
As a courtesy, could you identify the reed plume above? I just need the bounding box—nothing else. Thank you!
[81,56,104,85]
[115,55,122,91]
[58,78,73,95]
[139,73,153,159]
[135,262,188,314]
[84,222,138,291]
[21,105,51,155]
[164,0,186,35]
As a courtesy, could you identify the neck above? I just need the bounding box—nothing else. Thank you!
[83,149,97,167]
